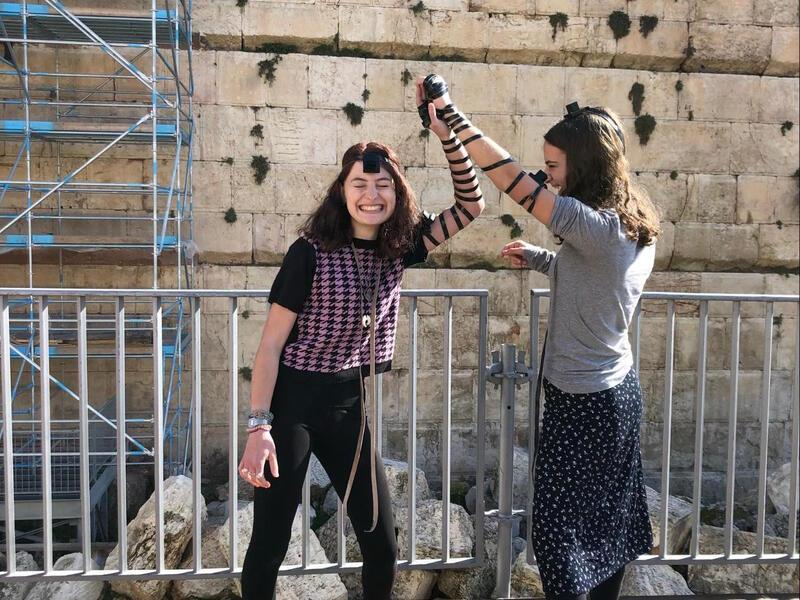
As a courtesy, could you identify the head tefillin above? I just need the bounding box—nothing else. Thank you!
[563,101,626,153]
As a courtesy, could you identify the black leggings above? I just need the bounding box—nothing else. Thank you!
[241,367,397,600]
[549,566,626,600]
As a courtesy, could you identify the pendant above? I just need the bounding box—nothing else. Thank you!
[362,314,371,329]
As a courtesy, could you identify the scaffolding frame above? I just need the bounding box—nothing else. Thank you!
[0,0,194,551]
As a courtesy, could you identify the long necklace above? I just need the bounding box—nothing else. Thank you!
[351,242,382,329]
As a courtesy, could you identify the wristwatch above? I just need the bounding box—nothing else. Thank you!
[247,409,274,430]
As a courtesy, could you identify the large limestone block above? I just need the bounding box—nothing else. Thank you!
[263,54,310,109]
[624,119,732,173]
[216,52,268,106]
[430,11,489,61]
[678,73,758,123]
[25,554,104,600]
[736,176,800,224]
[195,211,253,265]
[633,171,690,222]
[565,68,679,119]
[684,23,772,75]
[687,526,799,593]
[383,457,433,509]
[450,63,517,114]
[309,56,366,110]
[485,14,583,66]
[687,174,737,223]
[758,224,800,268]
[615,20,688,71]
[264,108,339,166]
[339,6,432,58]
[671,223,759,271]
[106,475,207,600]
[193,1,241,50]
[365,59,406,111]
[516,65,566,116]
[196,104,257,162]
[694,0,754,23]
[754,0,800,25]
[337,111,426,168]
[242,4,338,52]
[730,123,800,176]
[253,214,286,265]
[767,462,795,514]
[273,164,340,215]
[621,565,694,595]
[758,76,800,124]
[645,485,694,554]
[766,27,800,76]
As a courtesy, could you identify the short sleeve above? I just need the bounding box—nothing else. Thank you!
[268,238,316,313]
[548,195,619,252]
[403,211,437,267]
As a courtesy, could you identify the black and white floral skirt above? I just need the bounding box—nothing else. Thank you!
[531,368,653,597]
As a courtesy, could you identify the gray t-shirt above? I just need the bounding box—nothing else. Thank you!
[529,195,655,394]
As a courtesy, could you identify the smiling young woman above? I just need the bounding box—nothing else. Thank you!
[237,85,485,600]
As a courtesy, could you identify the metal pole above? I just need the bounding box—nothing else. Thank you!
[493,343,517,599]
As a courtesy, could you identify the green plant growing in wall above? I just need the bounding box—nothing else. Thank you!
[639,15,658,38]
[224,207,237,224]
[780,121,793,136]
[410,1,426,16]
[684,37,695,59]
[549,13,568,42]
[236,0,247,7]
[634,114,656,146]
[241,310,250,320]
[419,128,430,139]
[500,214,523,239]
[362,89,371,102]
[257,54,283,85]
[401,68,413,86]
[687,110,694,121]
[608,11,631,40]
[628,82,645,116]
[251,155,270,184]
[239,366,252,381]
[343,102,365,126]
[250,124,264,140]
[670,170,679,180]
[675,80,684,92]
[258,43,299,54]
[222,157,234,165]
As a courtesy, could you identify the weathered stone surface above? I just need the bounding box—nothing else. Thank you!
[687,526,799,593]
[624,120,732,174]
[615,20,688,71]
[678,73,758,122]
[195,211,253,265]
[758,224,800,268]
[730,123,800,177]
[510,552,545,598]
[430,11,489,61]
[0,551,38,600]
[684,23,772,74]
[621,565,694,596]
[565,68,679,119]
[106,475,206,600]
[309,56,366,110]
[766,26,800,76]
[767,462,794,514]
[242,4,338,52]
[687,174,737,223]
[25,554,104,600]
[339,6,432,58]
[645,485,694,554]
[671,223,759,271]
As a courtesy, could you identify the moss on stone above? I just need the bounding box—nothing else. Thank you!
[634,114,657,146]
[343,103,365,126]
[639,15,659,38]
[608,11,631,40]
[628,82,645,116]
[250,155,270,184]
[224,207,237,224]
[549,13,568,42]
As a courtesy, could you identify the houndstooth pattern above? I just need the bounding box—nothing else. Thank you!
[282,238,404,373]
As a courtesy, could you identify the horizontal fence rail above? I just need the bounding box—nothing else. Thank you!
[527,289,800,571]
[0,287,488,582]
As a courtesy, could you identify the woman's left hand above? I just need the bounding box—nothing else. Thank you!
[415,78,451,140]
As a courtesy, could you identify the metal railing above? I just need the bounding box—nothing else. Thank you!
[0,287,489,580]
[1,286,798,595]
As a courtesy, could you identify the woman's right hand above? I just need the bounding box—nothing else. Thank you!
[238,429,279,488]
[501,240,541,269]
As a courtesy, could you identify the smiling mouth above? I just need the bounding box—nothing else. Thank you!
[358,204,384,213]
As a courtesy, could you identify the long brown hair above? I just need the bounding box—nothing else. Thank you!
[544,107,661,246]
[300,142,422,259]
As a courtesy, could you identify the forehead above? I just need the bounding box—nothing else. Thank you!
[347,161,393,180]
[542,141,566,162]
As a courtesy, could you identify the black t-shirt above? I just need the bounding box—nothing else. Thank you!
[268,216,434,315]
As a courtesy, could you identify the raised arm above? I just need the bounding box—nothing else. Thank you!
[416,80,485,251]
[420,76,557,227]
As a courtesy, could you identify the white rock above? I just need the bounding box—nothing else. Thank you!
[621,565,693,596]
[0,551,38,600]
[106,475,206,600]
[646,485,693,554]
[767,462,793,515]
[510,552,544,599]
[24,553,104,600]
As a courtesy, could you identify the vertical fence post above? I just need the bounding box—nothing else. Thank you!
[493,343,519,599]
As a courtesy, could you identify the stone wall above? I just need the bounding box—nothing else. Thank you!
[1,0,798,504]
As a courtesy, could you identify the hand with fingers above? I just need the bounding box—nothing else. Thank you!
[238,429,279,489]
[415,75,452,141]
[501,239,549,270]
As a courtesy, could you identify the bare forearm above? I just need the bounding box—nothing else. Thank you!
[248,347,281,412]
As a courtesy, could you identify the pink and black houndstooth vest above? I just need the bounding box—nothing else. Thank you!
[281,237,406,377]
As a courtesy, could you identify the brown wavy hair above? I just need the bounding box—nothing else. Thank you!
[300,142,422,259]
[544,107,661,246]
